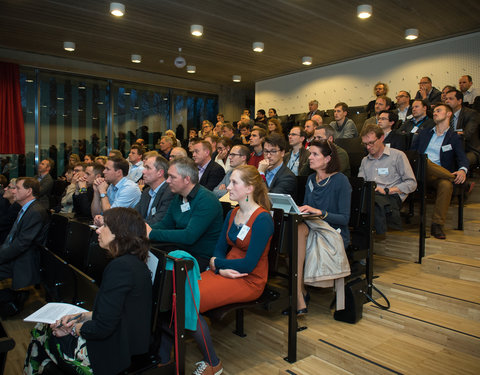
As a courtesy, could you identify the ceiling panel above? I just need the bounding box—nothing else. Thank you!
[1,0,479,88]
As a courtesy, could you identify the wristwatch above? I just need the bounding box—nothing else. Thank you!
[100,193,106,198]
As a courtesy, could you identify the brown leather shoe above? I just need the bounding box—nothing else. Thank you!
[431,223,446,239]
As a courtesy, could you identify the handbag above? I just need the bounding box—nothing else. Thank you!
[333,277,367,324]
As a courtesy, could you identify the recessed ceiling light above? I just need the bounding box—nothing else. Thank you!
[232,75,241,82]
[302,56,312,66]
[357,4,372,19]
[131,54,141,63]
[63,41,75,52]
[190,25,203,37]
[187,65,196,73]
[78,84,86,89]
[252,42,264,53]
[405,28,419,40]
[26,79,34,83]
[110,2,125,17]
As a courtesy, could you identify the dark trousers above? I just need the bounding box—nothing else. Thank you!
[374,193,402,234]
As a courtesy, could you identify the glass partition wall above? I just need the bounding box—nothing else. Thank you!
[0,67,218,179]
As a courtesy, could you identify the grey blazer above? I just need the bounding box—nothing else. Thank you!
[135,183,175,225]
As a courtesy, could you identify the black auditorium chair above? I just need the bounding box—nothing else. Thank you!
[335,137,367,178]
[64,220,94,271]
[45,213,69,257]
[84,232,111,286]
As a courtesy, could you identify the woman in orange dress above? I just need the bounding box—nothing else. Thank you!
[192,165,274,375]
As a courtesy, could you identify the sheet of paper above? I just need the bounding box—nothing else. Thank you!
[147,251,159,284]
[24,303,88,324]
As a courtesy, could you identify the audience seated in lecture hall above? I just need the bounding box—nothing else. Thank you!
[23,208,152,375]
[414,76,442,107]
[213,145,250,198]
[366,82,389,118]
[313,125,351,178]
[157,165,274,375]
[359,124,417,235]
[362,95,392,132]
[284,126,311,176]
[147,157,223,271]
[289,140,352,315]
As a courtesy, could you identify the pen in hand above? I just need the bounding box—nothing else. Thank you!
[56,313,83,329]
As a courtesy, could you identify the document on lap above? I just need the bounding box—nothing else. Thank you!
[24,303,88,324]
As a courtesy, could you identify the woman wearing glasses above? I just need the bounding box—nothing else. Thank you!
[289,139,352,315]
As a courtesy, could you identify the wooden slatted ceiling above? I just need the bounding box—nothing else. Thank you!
[0,0,479,88]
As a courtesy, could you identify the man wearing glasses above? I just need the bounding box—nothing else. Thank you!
[395,91,412,123]
[414,77,442,107]
[213,145,250,198]
[258,133,297,198]
[359,124,416,236]
[284,126,310,176]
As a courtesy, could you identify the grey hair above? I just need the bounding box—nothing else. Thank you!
[169,157,199,184]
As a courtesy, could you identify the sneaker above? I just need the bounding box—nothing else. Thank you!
[192,360,223,375]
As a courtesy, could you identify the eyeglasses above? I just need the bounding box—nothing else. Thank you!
[229,153,242,157]
[419,81,430,85]
[362,139,379,147]
[263,149,279,155]
[6,185,16,190]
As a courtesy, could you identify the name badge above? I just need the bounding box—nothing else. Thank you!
[406,114,413,120]
[378,168,389,176]
[237,225,250,240]
[385,143,391,148]
[442,144,453,152]
[411,126,418,133]
[308,180,314,192]
[151,207,156,216]
[180,202,190,212]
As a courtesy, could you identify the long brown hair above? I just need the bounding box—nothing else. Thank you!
[234,165,271,211]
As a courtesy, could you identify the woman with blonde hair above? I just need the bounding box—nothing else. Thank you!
[158,165,274,375]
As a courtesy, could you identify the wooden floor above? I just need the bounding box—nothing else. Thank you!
[3,178,480,375]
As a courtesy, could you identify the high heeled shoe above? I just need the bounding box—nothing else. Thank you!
[281,292,310,316]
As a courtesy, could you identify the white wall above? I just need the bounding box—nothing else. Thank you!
[255,32,480,114]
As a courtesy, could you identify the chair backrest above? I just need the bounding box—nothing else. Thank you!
[46,213,70,256]
[84,232,112,285]
[348,177,375,253]
[221,201,233,220]
[267,208,284,276]
[404,150,427,195]
[295,175,308,206]
[335,137,366,178]
[65,220,94,270]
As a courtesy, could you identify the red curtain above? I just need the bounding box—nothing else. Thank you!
[0,62,25,154]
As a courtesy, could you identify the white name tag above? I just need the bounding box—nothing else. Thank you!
[407,114,413,120]
[442,144,453,152]
[378,168,389,176]
[237,225,250,240]
[308,180,314,192]
[151,207,156,216]
[180,202,191,212]
[385,143,391,148]
[410,126,418,133]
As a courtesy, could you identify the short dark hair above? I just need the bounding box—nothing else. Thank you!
[360,124,384,138]
[91,162,105,177]
[130,144,145,156]
[376,96,392,108]
[413,99,429,108]
[233,145,251,161]
[252,128,267,139]
[269,108,277,115]
[308,140,340,174]
[257,109,266,116]
[318,125,336,140]
[264,133,287,151]
[447,89,464,101]
[222,123,235,132]
[291,126,307,138]
[422,76,432,83]
[17,177,40,198]
[379,110,399,124]
[398,90,411,99]
[108,156,129,176]
[109,149,123,158]
[465,75,473,83]
[434,103,453,114]
[238,122,250,130]
[334,102,348,113]
[442,85,456,92]
[74,162,87,171]
[103,207,150,262]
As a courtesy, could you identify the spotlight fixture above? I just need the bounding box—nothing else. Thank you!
[186,65,196,73]
[302,56,312,66]
[405,28,419,40]
[232,75,241,82]
[190,25,203,37]
[252,42,264,52]
[110,2,125,17]
[63,41,75,52]
[357,4,372,19]
[131,54,142,63]
[174,48,186,68]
